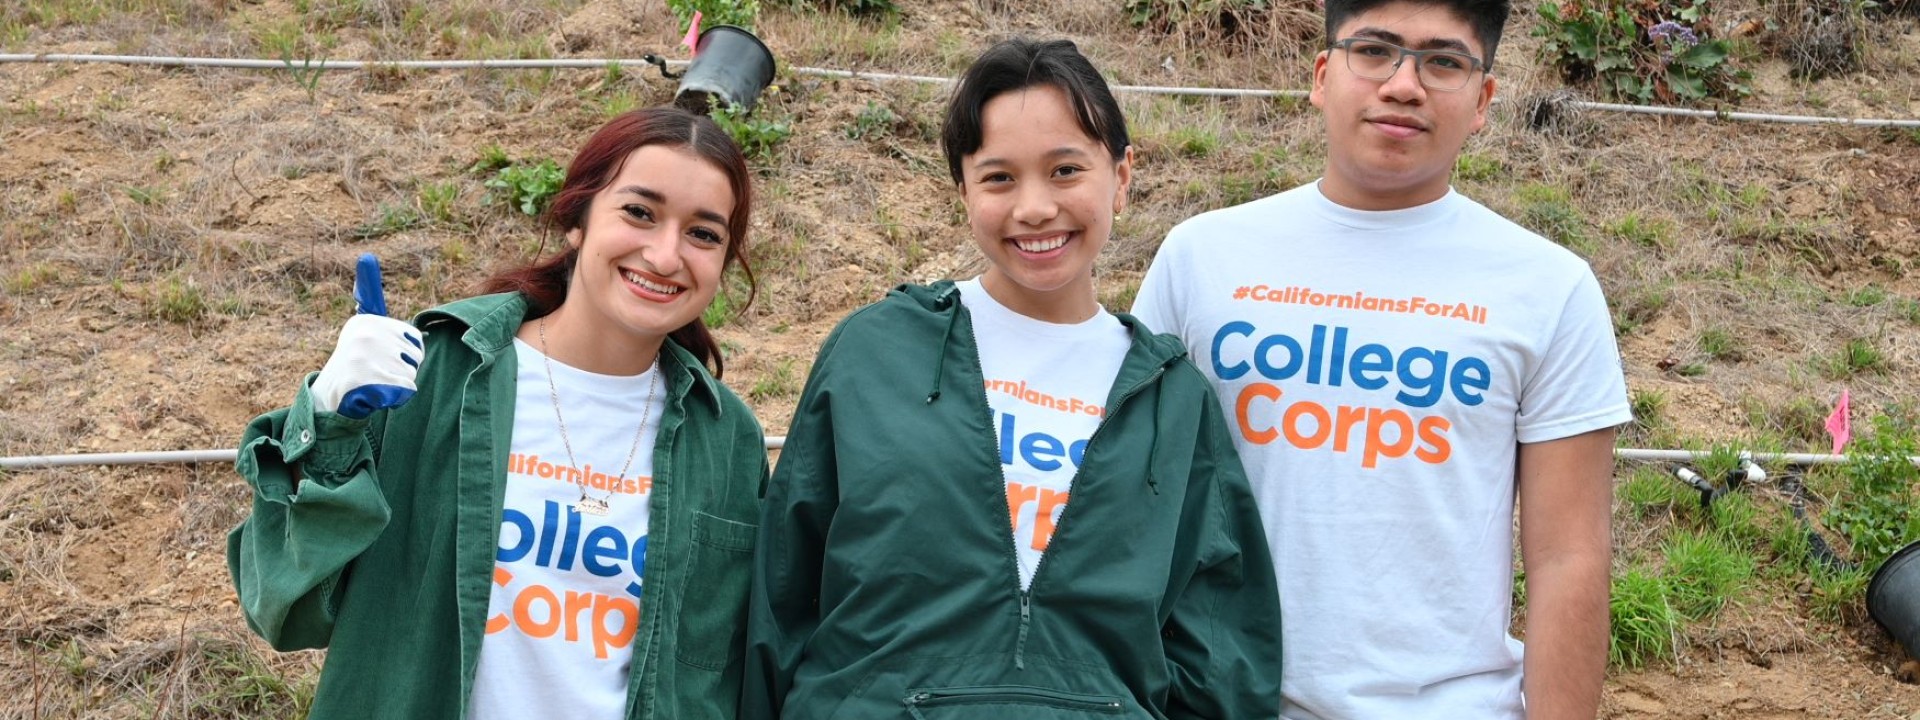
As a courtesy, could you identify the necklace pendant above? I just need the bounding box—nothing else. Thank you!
[575,496,610,516]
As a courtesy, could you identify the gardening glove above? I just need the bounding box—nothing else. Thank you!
[309,254,422,419]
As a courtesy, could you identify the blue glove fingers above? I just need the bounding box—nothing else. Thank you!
[336,384,417,420]
[354,253,388,317]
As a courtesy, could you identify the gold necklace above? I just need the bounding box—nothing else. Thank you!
[537,316,657,516]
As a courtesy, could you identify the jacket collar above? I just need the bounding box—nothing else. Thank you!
[417,292,724,414]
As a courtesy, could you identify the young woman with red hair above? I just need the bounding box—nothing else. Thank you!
[228,106,766,720]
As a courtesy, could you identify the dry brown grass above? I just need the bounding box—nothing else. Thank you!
[3,0,1920,716]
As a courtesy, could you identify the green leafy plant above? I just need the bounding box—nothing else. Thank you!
[845,100,896,140]
[749,359,799,402]
[2,19,28,48]
[788,0,899,15]
[703,288,734,328]
[1809,566,1872,622]
[598,88,641,118]
[1706,490,1774,552]
[1824,414,1920,571]
[1515,182,1591,251]
[1740,395,1831,447]
[5,262,60,294]
[351,203,425,239]
[484,159,565,216]
[702,266,755,328]
[125,184,164,206]
[1535,0,1751,104]
[1660,528,1755,617]
[153,276,208,324]
[1454,152,1505,182]
[667,0,759,30]
[1896,296,1920,325]
[1168,126,1221,158]
[1844,284,1887,306]
[1620,465,1687,510]
[1627,387,1669,437]
[1609,568,1681,667]
[1816,337,1886,379]
[1608,212,1674,249]
[710,102,792,165]
[276,43,332,101]
[1697,326,1743,361]
[1612,284,1669,335]
[470,144,513,175]
[417,182,460,224]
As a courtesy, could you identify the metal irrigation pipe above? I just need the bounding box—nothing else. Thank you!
[1613,447,1920,467]
[0,449,242,468]
[0,53,689,71]
[1565,99,1920,129]
[6,53,1917,125]
[0,436,788,469]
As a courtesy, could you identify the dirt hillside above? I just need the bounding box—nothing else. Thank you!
[3,0,1919,717]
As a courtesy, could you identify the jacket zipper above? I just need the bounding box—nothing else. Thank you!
[903,685,1126,711]
[961,311,1169,672]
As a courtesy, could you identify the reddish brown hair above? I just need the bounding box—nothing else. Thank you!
[482,106,756,378]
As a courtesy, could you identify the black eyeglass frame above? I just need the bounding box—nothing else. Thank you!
[1327,37,1488,91]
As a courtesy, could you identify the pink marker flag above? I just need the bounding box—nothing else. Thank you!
[1825,388,1851,455]
[682,11,703,57]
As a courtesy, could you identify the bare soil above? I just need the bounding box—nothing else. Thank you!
[3,0,1919,717]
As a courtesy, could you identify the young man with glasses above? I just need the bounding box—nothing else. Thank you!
[1132,0,1630,717]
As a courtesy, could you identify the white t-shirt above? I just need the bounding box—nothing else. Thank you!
[466,339,665,720]
[958,278,1130,590]
[1132,183,1631,720]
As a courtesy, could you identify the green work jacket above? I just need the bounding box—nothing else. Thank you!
[227,292,766,720]
[745,281,1281,719]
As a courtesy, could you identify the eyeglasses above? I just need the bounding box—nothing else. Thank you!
[1329,38,1485,92]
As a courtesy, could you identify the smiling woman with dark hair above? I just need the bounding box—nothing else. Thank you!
[228,106,766,720]
[743,38,1282,720]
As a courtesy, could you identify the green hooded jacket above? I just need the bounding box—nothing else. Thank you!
[745,281,1281,719]
[226,292,767,720]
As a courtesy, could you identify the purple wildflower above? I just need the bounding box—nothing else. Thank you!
[1648,21,1701,47]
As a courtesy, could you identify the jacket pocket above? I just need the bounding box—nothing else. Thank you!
[674,511,756,670]
[902,685,1129,719]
